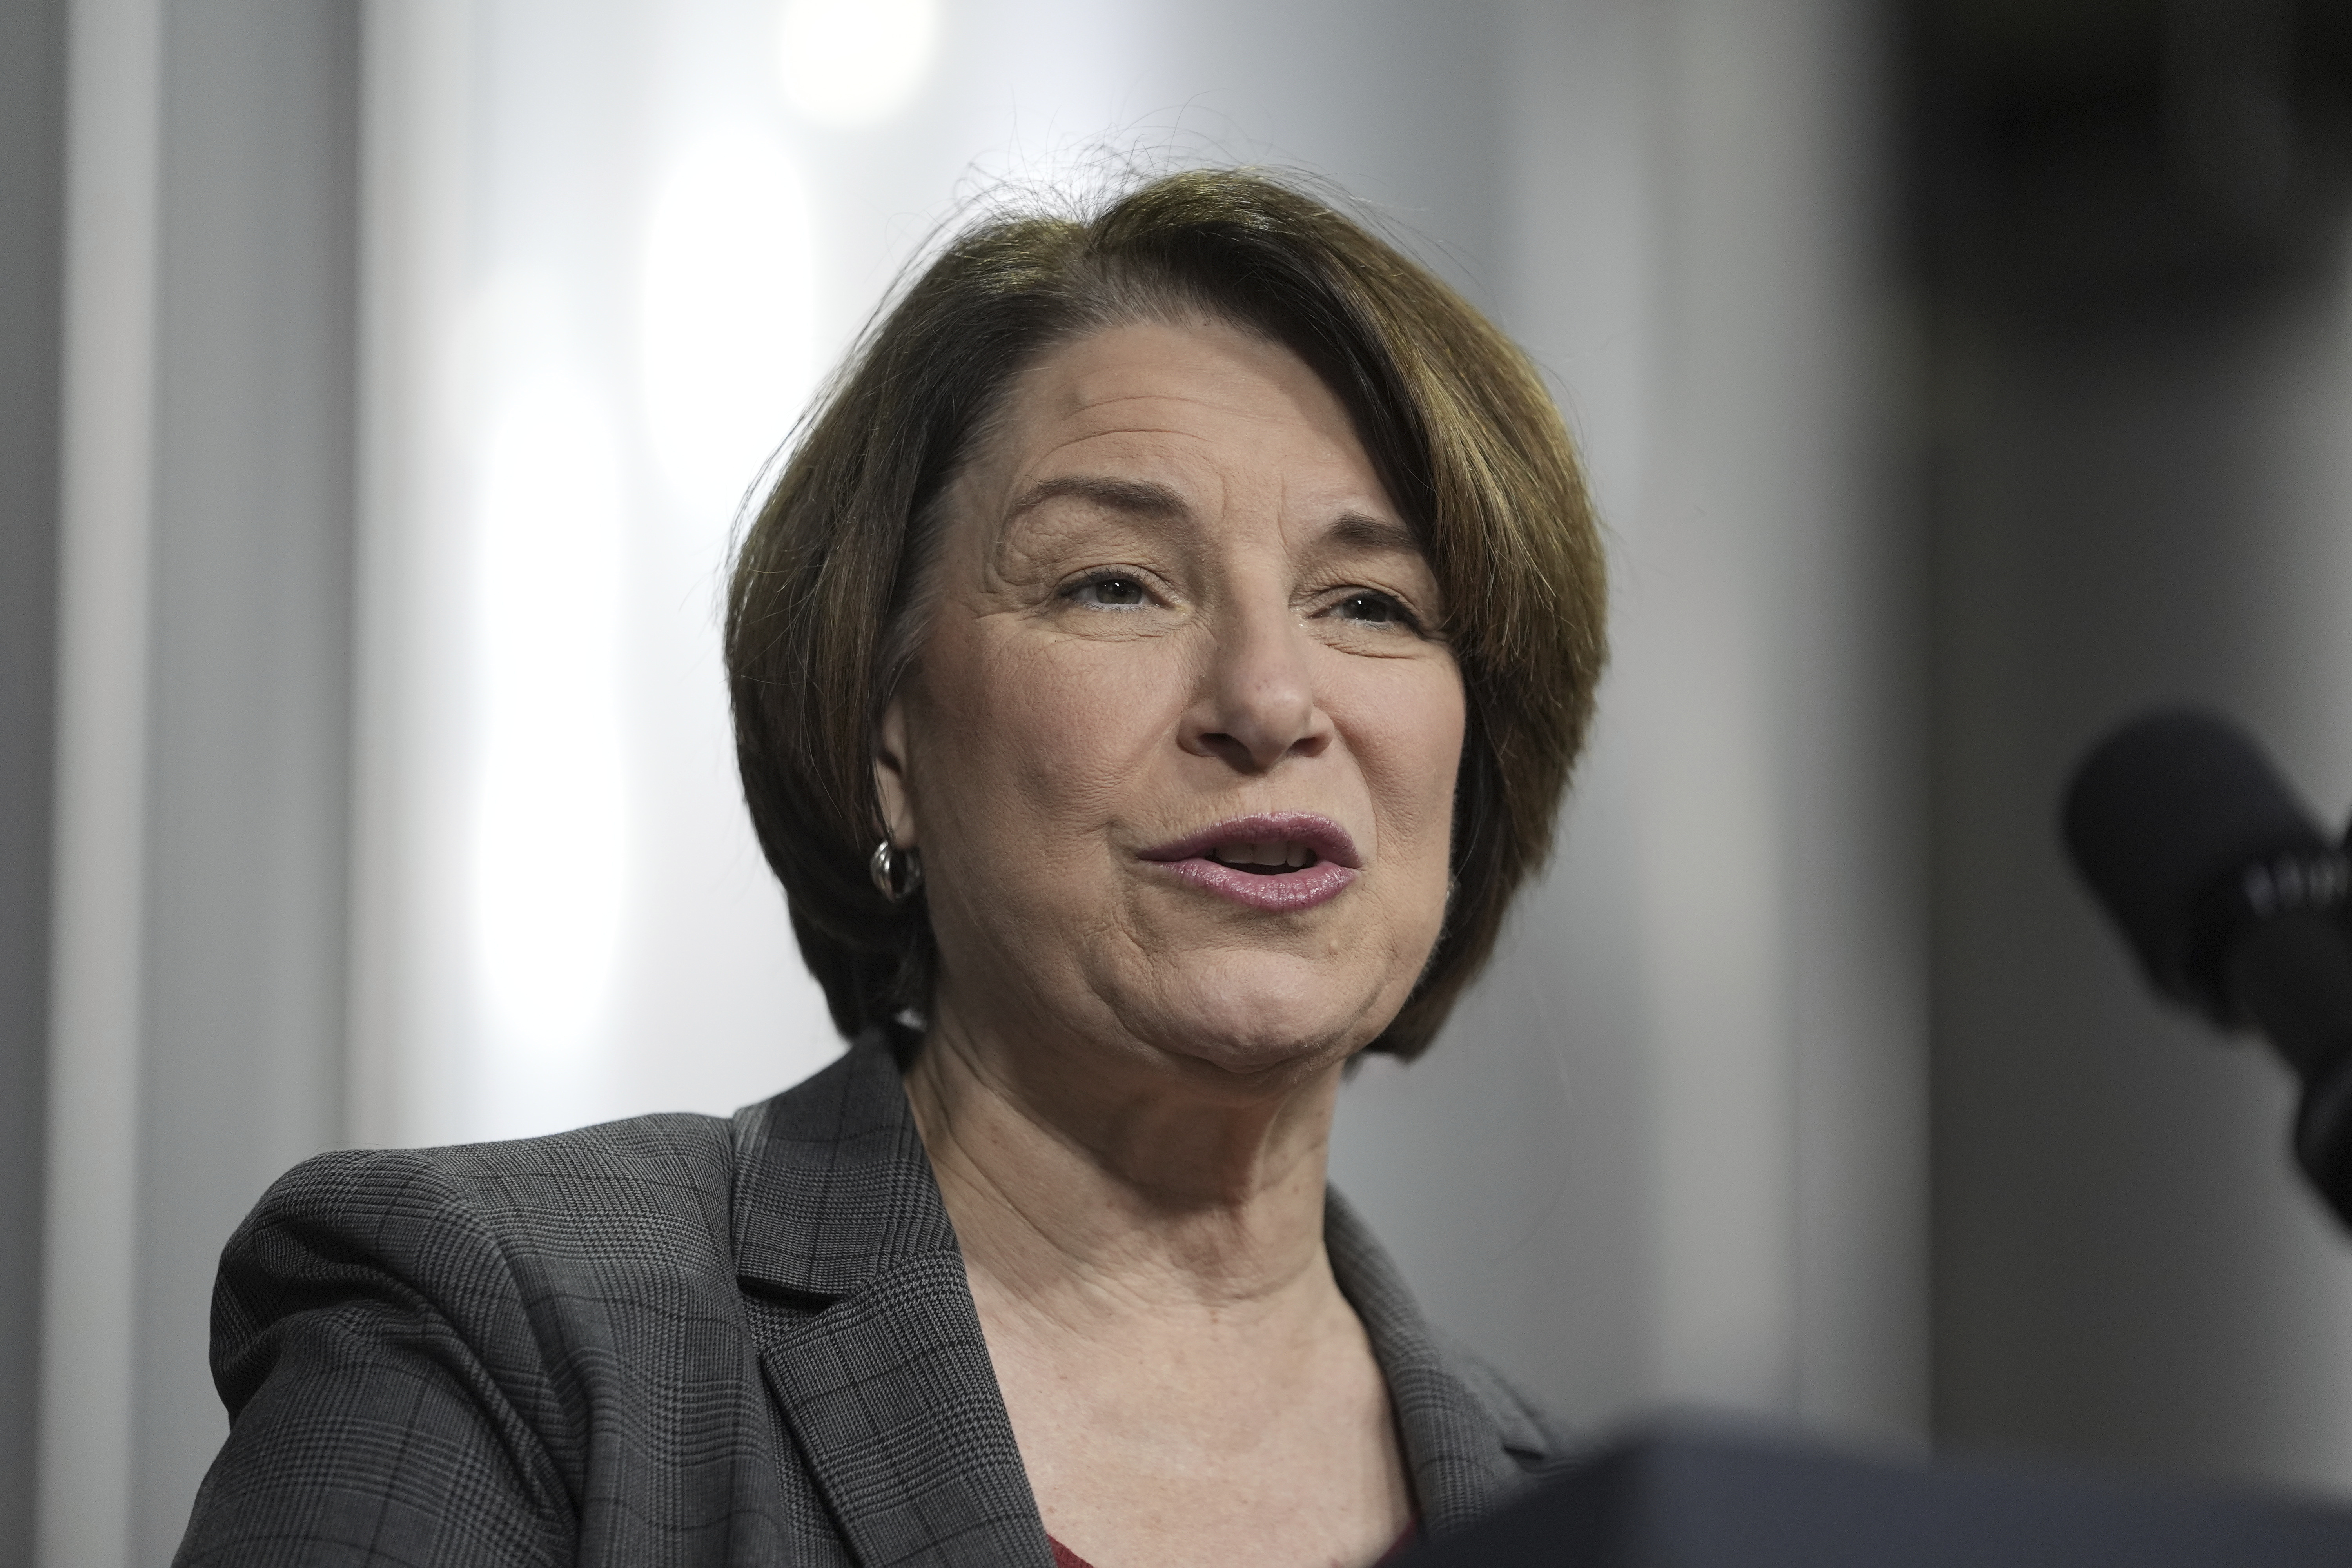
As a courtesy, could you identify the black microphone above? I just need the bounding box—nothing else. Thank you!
[2061,708,2352,1229]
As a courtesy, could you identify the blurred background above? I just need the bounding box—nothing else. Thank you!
[4,0,2352,1562]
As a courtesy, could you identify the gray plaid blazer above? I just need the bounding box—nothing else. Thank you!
[176,1029,1567,1565]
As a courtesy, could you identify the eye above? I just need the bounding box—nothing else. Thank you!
[1330,591,1419,632]
[1063,571,1152,610]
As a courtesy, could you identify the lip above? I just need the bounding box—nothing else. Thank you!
[1137,812,1362,913]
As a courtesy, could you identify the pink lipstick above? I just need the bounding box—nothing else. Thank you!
[1138,813,1361,912]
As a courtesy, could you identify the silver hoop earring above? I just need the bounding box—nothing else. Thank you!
[870,838,922,902]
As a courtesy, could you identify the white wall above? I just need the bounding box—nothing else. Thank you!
[40,4,358,1564]
[0,0,67,1553]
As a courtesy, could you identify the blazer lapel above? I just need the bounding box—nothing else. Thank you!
[1325,1188,1555,1534]
[731,1033,1054,1568]
[726,1033,1542,1559]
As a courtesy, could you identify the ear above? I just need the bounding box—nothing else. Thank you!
[873,695,917,848]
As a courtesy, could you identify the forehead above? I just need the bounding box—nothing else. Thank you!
[976,317,1382,500]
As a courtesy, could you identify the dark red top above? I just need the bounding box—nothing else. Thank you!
[1047,1524,1419,1567]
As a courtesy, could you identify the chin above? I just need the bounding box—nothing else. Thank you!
[1130,960,1402,1082]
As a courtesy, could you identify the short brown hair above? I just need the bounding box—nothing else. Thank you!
[725,168,1606,1060]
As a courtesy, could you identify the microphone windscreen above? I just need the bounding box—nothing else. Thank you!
[2060,708,2329,1018]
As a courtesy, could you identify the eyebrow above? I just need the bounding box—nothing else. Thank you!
[1324,510,1421,555]
[1005,477,1422,555]
[1004,475,1189,523]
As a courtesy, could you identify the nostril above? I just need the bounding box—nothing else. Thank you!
[1192,731,1320,773]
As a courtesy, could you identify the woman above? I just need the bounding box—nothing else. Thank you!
[176,170,1606,1568]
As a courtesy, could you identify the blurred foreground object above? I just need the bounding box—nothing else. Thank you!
[1401,1421,2352,1566]
[2063,709,2352,1228]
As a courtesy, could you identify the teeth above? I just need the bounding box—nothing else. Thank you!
[1209,840,1314,869]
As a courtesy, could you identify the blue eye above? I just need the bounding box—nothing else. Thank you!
[1066,573,1149,608]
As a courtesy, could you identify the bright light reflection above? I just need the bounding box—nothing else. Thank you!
[473,376,626,1054]
[641,135,815,513]
[776,0,940,128]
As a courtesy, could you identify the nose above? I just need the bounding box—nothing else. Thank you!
[1178,595,1332,773]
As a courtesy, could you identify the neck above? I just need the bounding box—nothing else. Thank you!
[903,994,1349,1322]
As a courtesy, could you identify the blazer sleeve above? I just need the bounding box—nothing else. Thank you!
[173,1149,578,1568]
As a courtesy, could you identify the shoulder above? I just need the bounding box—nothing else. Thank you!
[245,1109,739,1240]
[214,1111,743,1411]
[186,1112,784,1563]
[229,1109,740,1277]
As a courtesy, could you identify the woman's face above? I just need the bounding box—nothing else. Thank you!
[878,316,1465,1082]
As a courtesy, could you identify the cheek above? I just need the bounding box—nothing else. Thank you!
[910,622,1179,856]
[1347,663,1468,889]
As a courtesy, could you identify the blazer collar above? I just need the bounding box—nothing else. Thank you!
[731,1026,957,1298]
[1325,1187,1556,1532]
[732,1030,1054,1568]
[728,1031,1544,1559]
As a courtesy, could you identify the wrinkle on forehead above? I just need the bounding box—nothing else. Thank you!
[1021,316,1352,445]
[941,318,1404,585]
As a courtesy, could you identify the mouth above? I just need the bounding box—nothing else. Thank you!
[1137,813,1361,911]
